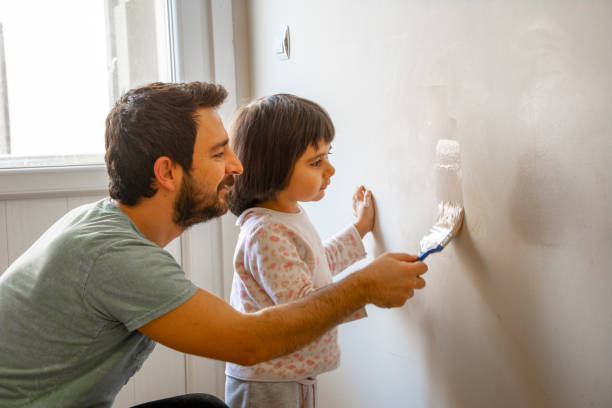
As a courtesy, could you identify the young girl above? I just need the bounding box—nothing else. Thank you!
[225,94,374,408]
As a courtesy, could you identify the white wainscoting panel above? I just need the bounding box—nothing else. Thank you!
[0,202,8,274]
[113,376,136,408]
[134,344,187,404]
[114,344,188,408]
[5,197,68,263]
[182,218,226,398]
[67,194,106,210]
[165,236,182,264]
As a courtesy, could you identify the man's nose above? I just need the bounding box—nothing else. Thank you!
[227,147,243,175]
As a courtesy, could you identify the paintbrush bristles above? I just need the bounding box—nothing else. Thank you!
[437,201,464,234]
[418,201,465,257]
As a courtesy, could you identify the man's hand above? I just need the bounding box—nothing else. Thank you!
[355,252,428,308]
[353,185,375,238]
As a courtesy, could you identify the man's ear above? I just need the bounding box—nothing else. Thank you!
[152,156,181,192]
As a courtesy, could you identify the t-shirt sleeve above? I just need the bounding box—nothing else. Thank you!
[83,240,198,331]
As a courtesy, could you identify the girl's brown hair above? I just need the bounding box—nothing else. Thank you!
[229,94,335,216]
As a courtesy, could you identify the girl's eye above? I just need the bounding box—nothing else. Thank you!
[214,152,224,158]
[312,160,321,167]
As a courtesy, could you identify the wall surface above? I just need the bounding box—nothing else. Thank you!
[245,1,612,407]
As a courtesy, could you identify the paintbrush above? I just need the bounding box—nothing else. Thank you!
[417,201,464,261]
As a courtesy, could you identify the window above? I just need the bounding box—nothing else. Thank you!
[0,0,171,168]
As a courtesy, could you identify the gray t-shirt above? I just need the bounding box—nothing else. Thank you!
[0,198,198,407]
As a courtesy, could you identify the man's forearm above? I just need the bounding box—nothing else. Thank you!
[246,271,369,364]
[139,252,425,367]
[139,272,370,367]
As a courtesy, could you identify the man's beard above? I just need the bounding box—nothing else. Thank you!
[173,172,231,228]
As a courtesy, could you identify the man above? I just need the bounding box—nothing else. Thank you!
[0,82,427,407]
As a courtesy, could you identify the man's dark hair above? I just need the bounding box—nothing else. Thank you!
[105,81,228,205]
[229,94,335,216]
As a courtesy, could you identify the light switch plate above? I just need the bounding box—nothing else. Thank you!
[275,26,290,60]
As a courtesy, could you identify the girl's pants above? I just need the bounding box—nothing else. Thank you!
[225,376,317,408]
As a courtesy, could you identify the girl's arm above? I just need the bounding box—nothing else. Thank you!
[324,186,375,275]
[323,226,367,276]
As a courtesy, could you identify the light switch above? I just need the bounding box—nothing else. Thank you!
[275,26,290,60]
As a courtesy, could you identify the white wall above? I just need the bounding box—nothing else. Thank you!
[245,1,612,407]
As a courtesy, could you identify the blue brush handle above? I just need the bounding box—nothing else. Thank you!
[417,244,443,261]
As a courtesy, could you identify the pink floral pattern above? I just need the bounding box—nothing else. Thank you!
[226,208,367,381]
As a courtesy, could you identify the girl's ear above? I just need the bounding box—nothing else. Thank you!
[152,156,181,192]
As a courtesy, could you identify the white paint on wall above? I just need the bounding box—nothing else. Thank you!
[435,139,463,206]
[435,140,460,171]
[245,1,612,407]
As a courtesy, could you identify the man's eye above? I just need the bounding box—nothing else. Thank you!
[214,152,224,158]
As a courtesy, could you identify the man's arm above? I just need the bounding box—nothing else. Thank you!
[139,252,427,366]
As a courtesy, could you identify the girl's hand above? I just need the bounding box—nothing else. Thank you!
[352,185,375,238]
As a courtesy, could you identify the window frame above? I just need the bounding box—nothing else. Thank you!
[0,164,108,200]
[0,0,242,202]
[0,0,180,199]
